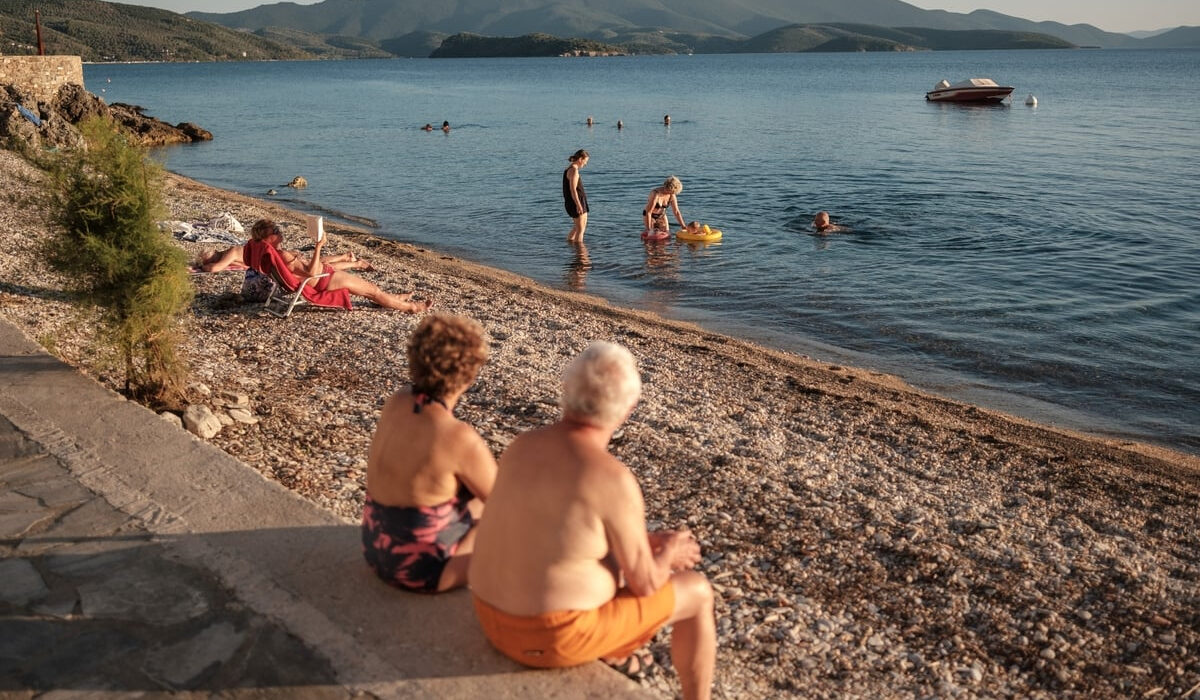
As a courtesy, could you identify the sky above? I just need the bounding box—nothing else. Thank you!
[129,1,1200,34]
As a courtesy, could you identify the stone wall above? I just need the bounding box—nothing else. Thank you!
[0,56,84,104]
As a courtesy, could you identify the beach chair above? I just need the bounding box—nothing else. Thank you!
[244,240,352,318]
[262,266,333,318]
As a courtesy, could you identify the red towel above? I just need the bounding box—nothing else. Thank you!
[243,240,352,310]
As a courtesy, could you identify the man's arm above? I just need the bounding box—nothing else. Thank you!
[602,467,700,596]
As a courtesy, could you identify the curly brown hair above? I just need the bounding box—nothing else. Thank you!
[250,218,281,241]
[407,314,489,399]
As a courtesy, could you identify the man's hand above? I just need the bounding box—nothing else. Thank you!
[649,529,701,571]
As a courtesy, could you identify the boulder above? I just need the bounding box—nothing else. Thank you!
[3,81,211,152]
[0,103,40,147]
[182,404,222,439]
[176,122,213,142]
[52,83,108,124]
[158,411,183,429]
[109,102,213,147]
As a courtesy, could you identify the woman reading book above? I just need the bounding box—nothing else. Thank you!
[246,219,431,312]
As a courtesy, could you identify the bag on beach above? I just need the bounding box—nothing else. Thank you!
[240,270,272,303]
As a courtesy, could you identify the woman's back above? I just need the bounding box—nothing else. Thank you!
[366,388,466,507]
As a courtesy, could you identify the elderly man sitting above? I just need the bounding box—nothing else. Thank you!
[468,341,716,700]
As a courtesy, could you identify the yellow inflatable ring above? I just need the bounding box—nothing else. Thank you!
[677,227,723,242]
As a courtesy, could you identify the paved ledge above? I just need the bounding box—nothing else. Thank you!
[0,319,645,698]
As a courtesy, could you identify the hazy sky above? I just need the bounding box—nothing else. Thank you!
[130,1,1199,34]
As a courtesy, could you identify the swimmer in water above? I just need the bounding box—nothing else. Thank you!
[813,211,846,234]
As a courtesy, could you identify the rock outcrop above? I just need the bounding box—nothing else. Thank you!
[109,102,213,147]
[0,82,212,151]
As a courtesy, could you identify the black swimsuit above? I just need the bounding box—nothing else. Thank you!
[563,166,588,218]
[644,197,669,227]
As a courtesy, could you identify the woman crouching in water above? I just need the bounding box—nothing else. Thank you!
[642,176,686,237]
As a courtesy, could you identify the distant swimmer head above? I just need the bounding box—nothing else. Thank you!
[664,114,671,125]
[813,211,832,231]
[441,120,451,132]
[617,120,624,130]
[421,123,433,131]
[586,115,594,126]
[663,176,682,195]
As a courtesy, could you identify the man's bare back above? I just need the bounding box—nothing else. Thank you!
[469,421,643,614]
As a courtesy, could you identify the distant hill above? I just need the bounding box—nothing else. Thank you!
[431,33,631,58]
[734,23,1072,53]
[188,0,1148,50]
[1137,26,1200,49]
[0,0,311,62]
[379,31,447,58]
[1127,28,1174,40]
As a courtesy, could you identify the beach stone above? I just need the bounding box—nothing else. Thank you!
[158,411,183,429]
[228,408,259,425]
[182,405,222,439]
[221,391,250,408]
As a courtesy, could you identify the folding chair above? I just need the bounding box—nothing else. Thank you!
[262,267,332,318]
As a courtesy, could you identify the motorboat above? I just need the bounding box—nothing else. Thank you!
[925,78,1014,103]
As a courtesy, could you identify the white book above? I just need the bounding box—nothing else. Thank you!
[306,215,325,242]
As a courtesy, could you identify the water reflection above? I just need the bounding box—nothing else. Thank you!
[564,242,591,291]
[642,239,679,284]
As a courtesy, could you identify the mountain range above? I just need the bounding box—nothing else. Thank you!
[0,0,390,61]
[189,0,1199,51]
[1,0,1195,63]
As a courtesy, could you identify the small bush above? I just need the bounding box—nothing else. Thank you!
[42,117,192,407]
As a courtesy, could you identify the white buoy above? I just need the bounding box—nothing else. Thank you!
[1025,94,1038,107]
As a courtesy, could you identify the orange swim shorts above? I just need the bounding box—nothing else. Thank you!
[472,583,676,668]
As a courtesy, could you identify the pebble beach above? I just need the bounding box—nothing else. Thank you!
[1,148,1197,699]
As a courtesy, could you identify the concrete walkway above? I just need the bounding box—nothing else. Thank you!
[0,319,645,698]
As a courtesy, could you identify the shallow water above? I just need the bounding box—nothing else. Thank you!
[88,50,1200,454]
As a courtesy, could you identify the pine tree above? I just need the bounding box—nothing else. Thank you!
[43,117,193,407]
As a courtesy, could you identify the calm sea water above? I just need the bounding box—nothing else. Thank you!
[86,50,1200,454]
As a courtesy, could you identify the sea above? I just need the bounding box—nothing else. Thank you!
[85,49,1200,455]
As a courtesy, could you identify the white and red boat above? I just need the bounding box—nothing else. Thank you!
[925,78,1014,103]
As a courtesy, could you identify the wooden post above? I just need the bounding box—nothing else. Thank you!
[35,10,46,56]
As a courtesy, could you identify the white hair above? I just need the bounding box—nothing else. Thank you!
[560,341,641,427]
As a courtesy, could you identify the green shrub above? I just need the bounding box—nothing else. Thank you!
[43,117,192,408]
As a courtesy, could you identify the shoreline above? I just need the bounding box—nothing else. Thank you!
[3,150,1197,698]
[235,179,1194,461]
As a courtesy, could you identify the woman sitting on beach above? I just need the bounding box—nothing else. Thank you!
[247,219,430,312]
[362,314,498,593]
[642,176,686,237]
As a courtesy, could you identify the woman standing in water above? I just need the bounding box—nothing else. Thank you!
[564,149,590,243]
